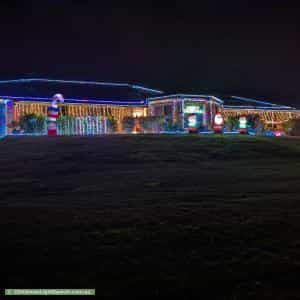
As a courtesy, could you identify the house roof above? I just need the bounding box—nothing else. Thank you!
[0,79,297,110]
[0,78,163,106]
[223,96,296,111]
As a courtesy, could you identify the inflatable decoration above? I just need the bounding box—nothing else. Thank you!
[213,113,224,133]
[48,93,64,136]
[239,115,248,134]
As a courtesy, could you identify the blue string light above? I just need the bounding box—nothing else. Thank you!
[231,96,293,109]
[148,94,224,104]
[0,78,163,95]
[224,105,298,111]
[0,95,147,106]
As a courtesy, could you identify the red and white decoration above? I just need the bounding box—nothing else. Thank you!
[213,113,224,133]
[47,93,64,136]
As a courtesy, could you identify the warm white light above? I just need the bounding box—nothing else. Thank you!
[239,116,247,124]
[214,113,223,125]
[133,111,143,118]
[239,116,247,129]
[53,93,64,103]
[188,115,197,127]
[184,106,203,114]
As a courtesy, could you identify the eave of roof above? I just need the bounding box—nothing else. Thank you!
[227,96,294,109]
[0,78,164,95]
[0,96,147,106]
[223,105,300,112]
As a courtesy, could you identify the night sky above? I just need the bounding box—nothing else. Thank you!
[1,0,299,105]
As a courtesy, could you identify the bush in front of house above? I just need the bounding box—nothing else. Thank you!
[224,116,239,131]
[283,119,300,136]
[122,117,136,133]
[19,113,46,134]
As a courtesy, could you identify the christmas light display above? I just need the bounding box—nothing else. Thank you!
[213,113,224,133]
[1,78,300,137]
[188,115,197,127]
[239,115,248,134]
[0,100,6,137]
[47,94,64,136]
[57,116,106,135]
[184,101,205,133]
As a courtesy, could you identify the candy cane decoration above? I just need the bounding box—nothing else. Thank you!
[48,93,64,136]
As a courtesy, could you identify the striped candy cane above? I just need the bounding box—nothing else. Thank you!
[48,94,64,136]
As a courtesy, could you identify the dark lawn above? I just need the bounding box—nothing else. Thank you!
[1,135,300,299]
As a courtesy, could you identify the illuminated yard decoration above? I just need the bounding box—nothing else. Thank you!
[184,101,204,132]
[213,113,224,133]
[47,94,64,136]
[1,78,300,136]
[188,115,197,127]
[239,116,248,134]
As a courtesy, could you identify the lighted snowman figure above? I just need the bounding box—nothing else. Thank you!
[213,113,224,133]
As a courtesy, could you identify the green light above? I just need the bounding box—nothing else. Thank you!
[184,101,204,114]
[188,115,197,127]
[239,117,247,129]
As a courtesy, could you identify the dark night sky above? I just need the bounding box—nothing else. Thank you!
[1,0,300,105]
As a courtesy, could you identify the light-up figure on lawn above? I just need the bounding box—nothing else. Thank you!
[47,93,64,136]
[239,115,248,134]
[213,113,224,134]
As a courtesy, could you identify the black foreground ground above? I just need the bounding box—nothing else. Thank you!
[1,135,300,299]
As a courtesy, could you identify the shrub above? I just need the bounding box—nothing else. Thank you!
[107,115,118,132]
[283,119,300,136]
[282,119,296,135]
[225,116,239,131]
[122,117,135,133]
[247,114,260,129]
[36,115,47,133]
[19,113,46,133]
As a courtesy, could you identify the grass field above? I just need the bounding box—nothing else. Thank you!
[1,135,300,299]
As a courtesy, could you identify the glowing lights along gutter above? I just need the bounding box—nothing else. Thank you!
[230,96,293,109]
[0,78,297,110]
[0,78,163,95]
[0,95,146,106]
[223,105,298,111]
[148,94,224,104]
